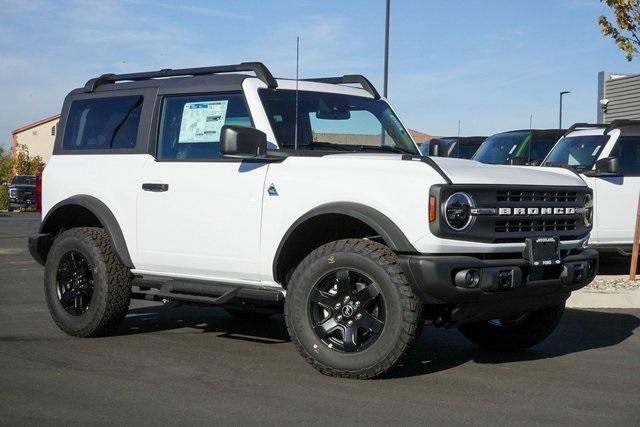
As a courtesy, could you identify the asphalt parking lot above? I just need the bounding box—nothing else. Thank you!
[0,212,638,425]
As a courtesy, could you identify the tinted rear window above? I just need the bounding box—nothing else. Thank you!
[63,96,143,150]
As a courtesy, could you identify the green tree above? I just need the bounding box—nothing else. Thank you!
[0,146,13,184]
[12,144,44,175]
[599,0,640,61]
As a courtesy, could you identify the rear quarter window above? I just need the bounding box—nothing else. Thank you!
[62,96,143,150]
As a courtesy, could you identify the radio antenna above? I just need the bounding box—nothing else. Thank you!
[294,36,300,151]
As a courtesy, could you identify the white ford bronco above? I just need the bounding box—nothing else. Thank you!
[542,121,640,255]
[29,62,597,379]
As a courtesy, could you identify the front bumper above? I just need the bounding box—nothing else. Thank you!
[398,248,598,325]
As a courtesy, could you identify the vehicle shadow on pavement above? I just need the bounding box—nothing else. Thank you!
[387,309,640,379]
[120,304,290,343]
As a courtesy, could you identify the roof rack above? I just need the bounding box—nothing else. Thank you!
[302,75,380,99]
[562,123,607,137]
[83,62,278,93]
[604,119,640,135]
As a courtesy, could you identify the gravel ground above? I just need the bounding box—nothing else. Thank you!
[587,276,640,291]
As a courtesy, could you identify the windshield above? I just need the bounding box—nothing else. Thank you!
[457,141,484,159]
[472,132,530,164]
[11,175,35,185]
[542,135,607,171]
[259,89,418,154]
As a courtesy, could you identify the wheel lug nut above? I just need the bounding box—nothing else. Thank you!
[334,302,341,309]
[337,315,343,321]
[354,301,360,307]
[343,296,350,303]
[356,313,362,320]
[347,320,353,326]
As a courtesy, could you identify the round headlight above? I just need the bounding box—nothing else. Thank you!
[584,193,593,227]
[444,192,475,231]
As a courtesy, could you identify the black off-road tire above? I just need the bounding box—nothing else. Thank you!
[458,303,565,352]
[44,227,132,337]
[285,239,424,379]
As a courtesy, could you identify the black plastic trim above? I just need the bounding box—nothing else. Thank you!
[84,62,277,92]
[604,119,640,135]
[303,75,380,98]
[400,155,453,184]
[272,202,416,282]
[397,249,598,310]
[39,195,134,267]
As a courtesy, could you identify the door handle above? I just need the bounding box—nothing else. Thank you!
[142,183,169,192]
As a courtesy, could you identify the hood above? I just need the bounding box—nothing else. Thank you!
[429,157,586,186]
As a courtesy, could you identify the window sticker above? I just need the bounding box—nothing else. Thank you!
[591,145,601,156]
[508,144,517,154]
[178,100,228,143]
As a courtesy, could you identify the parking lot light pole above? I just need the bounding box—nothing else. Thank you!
[559,91,570,129]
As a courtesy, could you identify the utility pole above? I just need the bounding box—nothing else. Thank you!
[559,91,570,129]
[383,0,390,98]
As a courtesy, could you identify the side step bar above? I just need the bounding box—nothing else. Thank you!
[131,276,285,306]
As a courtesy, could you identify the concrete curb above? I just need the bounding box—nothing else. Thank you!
[567,289,640,309]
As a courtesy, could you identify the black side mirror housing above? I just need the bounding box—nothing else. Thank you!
[593,156,620,175]
[220,126,268,158]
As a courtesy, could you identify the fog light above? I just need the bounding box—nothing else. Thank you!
[454,269,480,288]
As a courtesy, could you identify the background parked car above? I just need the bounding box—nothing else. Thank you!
[472,129,565,165]
[424,136,486,159]
[542,120,640,254]
[7,175,36,211]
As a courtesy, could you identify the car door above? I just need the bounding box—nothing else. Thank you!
[593,129,640,246]
[136,92,268,281]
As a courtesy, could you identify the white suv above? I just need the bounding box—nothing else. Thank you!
[542,121,640,254]
[29,62,597,379]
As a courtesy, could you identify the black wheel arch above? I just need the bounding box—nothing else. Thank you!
[272,202,416,286]
[36,195,134,268]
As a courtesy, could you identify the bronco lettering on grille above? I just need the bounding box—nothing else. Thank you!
[498,207,576,215]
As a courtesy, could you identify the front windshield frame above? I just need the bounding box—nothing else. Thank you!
[259,89,418,155]
[542,135,608,171]
[472,131,531,164]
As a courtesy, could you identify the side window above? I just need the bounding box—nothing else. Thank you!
[611,136,640,175]
[62,96,142,150]
[157,93,251,160]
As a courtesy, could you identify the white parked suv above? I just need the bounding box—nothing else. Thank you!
[542,121,640,254]
[29,62,597,379]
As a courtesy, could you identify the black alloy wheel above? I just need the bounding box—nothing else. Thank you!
[309,269,385,353]
[56,250,94,316]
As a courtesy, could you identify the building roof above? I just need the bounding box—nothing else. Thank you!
[408,129,438,143]
[12,114,60,135]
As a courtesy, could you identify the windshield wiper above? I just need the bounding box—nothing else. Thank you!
[544,162,588,172]
[357,145,414,154]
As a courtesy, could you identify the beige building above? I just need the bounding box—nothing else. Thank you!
[11,114,60,164]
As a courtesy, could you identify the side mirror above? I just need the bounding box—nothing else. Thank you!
[220,125,268,158]
[594,156,620,175]
[509,156,527,165]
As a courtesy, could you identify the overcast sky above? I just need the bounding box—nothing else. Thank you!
[1,0,638,148]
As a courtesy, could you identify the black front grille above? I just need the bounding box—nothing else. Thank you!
[496,190,578,203]
[495,219,577,234]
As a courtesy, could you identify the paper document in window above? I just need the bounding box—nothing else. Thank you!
[178,100,228,143]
